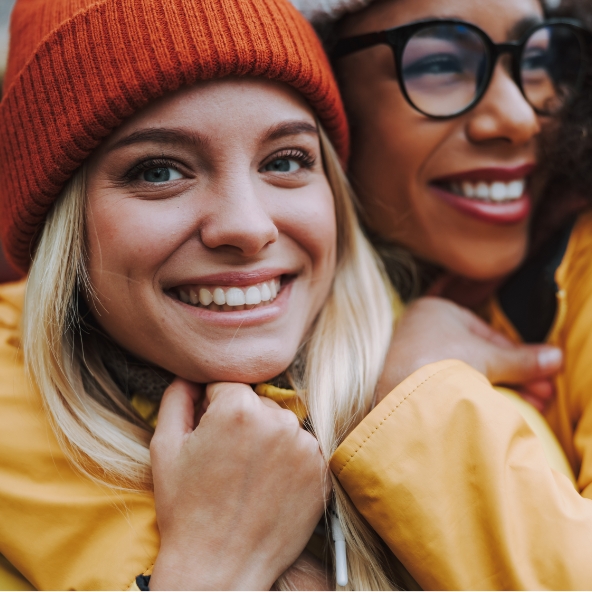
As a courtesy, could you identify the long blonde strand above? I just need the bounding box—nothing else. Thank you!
[23,169,153,490]
[23,129,399,589]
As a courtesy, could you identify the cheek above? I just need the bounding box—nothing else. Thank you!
[290,187,336,269]
[85,192,193,287]
[275,183,337,297]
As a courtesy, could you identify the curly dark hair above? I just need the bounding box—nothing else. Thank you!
[533,0,592,249]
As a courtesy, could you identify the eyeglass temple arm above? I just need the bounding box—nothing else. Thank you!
[332,31,389,59]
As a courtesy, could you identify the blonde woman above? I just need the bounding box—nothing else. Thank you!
[0,0,571,590]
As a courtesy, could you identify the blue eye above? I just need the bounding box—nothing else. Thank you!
[264,158,302,173]
[142,167,183,183]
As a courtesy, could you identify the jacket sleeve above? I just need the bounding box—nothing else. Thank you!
[330,360,592,590]
[0,281,160,591]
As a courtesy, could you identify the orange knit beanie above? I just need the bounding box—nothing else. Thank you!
[0,0,348,273]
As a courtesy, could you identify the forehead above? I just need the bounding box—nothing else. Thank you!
[104,77,316,148]
[339,0,544,42]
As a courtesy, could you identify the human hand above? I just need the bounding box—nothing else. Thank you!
[377,297,562,411]
[150,379,330,591]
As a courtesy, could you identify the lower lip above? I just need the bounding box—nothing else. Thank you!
[169,280,293,327]
[430,185,531,225]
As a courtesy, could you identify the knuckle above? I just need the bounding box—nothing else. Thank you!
[149,433,166,459]
[277,407,301,431]
[223,393,258,426]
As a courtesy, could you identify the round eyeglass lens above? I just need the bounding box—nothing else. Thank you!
[521,25,584,115]
[401,24,489,117]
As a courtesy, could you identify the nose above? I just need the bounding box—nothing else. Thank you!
[199,180,278,257]
[466,63,541,145]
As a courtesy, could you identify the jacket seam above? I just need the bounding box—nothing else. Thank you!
[334,365,452,478]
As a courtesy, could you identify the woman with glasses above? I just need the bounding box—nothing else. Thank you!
[287,0,592,588]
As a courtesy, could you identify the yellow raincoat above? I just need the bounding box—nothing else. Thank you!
[2,212,592,589]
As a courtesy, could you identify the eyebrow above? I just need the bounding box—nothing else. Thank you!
[508,15,544,40]
[265,120,319,141]
[107,128,211,152]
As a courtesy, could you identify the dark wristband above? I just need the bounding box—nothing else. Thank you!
[136,574,151,591]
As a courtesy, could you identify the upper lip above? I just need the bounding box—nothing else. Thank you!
[432,163,536,184]
[168,268,293,288]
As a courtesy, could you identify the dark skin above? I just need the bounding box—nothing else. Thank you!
[335,0,562,410]
[336,0,543,281]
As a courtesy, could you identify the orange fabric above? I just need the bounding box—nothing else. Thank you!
[0,0,348,274]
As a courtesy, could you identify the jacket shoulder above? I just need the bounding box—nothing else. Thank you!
[0,279,159,590]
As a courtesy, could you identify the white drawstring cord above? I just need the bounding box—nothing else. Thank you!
[330,509,348,587]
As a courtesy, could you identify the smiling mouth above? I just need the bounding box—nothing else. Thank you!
[172,276,288,312]
[434,178,527,203]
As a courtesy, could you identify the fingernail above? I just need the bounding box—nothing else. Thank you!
[538,348,562,368]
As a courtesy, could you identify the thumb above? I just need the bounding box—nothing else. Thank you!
[151,378,202,467]
[486,343,563,386]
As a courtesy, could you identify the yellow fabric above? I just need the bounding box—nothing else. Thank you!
[331,361,590,590]
[331,210,592,589]
[0,555,33,591]
[130,394,159,429]
[497,387,575,485]
[0,281,159,591]
[254,383,307,425]
[130,384,306,429]
[489,210,592,483]
[3,209,592,590]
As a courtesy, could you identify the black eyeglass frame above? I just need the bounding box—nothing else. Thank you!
[333,18,592,119]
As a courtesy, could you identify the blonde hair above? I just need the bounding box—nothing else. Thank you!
[23,127,398,589]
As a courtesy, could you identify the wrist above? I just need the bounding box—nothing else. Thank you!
[150,541,276,591]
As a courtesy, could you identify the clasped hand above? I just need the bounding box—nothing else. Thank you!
[149,380,330,591]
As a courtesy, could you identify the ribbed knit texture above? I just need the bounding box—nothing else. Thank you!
[0,0,348,273]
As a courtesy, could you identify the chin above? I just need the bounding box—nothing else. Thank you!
[428,224,529,281]
[445,249,527,281]
[181,356,296,385]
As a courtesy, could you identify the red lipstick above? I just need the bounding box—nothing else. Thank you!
[429,163,535,225]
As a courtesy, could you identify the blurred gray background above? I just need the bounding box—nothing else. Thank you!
[0,0,15,83]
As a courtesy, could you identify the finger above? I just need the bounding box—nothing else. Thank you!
[259,396,282,410]
[152,378,201,461]
[205,382,256,407]
[521,379,555,402]
[464,311,514,348]
[487,344,563,385]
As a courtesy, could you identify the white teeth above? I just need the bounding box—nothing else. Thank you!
[213,288,226,306]
[199,288,213,306]
[226,287,246,306]
[449,179,526,202]
[260,283,271,302]
[245,286,262,305]
[507,180,525,199]
[490,182,507,202]
[178,278,283,311]
[461,181,475,198]
[475,182,489,199]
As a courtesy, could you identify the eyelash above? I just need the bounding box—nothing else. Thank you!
[263,148,316,170]
[124,158,183,182]
[122,147,316,183]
